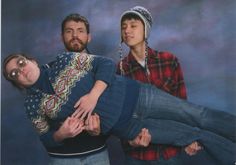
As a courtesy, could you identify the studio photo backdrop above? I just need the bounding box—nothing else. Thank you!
[2,0,236,164]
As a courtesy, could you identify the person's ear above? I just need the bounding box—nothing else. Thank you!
[87,34,91,43]
[61,33,64,42]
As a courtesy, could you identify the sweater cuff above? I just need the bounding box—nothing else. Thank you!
[40,131,63,148]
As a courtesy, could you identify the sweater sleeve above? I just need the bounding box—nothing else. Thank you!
[25,98,62,148]
[90,55,116,86]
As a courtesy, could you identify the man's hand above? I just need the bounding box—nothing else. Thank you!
[73,80,107,120]
[53,117,85,142]
[85,113,101,136]
[73,93,97,120]
[128,128,151,147]
[184,141,202,156]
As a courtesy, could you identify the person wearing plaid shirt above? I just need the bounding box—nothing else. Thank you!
[117,6,202,164]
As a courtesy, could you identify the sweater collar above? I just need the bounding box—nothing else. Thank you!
[27,66,55,94]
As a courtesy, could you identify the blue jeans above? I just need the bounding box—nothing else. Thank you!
[116,84,236,165]
[48,149,110,165]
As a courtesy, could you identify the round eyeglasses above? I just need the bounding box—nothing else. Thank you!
[8,56,28,80]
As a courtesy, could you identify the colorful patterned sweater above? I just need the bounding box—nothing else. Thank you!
[24,52,140,155]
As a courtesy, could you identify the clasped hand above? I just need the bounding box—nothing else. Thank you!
[56,113,101,141]
[129,128,202,156]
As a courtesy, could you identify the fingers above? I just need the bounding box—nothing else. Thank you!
[139,128,151,147]
[68,117,82,130]
[72,103,91,120]
[72,97,90,119]
[129,128,151,147]
[71,109,79,118]
[87,111,93,121]
[73,94,97,120]
[74,99,81,109]
[85,113,101,135]
[72,108,87,119]
[65,117,85,137]
[71,105,83,118]
[64,116,72,125]
[86,113,98,123]
[73,120,85,136]
[80,111,89,120]
[184,141,203,156]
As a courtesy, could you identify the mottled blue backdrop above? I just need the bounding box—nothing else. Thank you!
[2,0,236,165]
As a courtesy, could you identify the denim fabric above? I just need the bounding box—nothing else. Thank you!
[48,149,110,165]
[123,84,236,165]
[137,84,236,142]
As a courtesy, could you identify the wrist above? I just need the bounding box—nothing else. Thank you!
[128,140,137,147]
[53,130,65,142]
[88,92,99,101]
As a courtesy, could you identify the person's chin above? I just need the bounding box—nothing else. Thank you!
[73,46,84,52]
[124,40,133,45]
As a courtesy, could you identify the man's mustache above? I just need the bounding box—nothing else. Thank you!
[70,38,84,45]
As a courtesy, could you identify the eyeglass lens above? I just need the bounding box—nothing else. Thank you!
[9,57,27,80]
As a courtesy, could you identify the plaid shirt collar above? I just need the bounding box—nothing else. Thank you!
[125,47,157,67]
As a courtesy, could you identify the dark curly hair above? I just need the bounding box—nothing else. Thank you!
[2,53,36,90]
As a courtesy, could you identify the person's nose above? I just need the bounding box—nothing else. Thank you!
[72,31,78,38]
[124,26,131,34]
[19,67,27,77]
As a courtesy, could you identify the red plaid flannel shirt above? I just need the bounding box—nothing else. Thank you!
[117,47,187,160]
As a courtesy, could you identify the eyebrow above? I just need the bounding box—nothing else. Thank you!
[122,19,140,24]
[65,27,85,30]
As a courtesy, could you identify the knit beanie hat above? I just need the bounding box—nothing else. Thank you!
[119,6,152,76]
[120,6,153,41]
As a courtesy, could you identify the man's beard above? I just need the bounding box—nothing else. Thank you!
[65,38,87,52]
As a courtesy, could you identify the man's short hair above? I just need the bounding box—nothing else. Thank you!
[61,13,90,34]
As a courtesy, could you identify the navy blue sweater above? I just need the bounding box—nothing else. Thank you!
[25,52,140,154]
